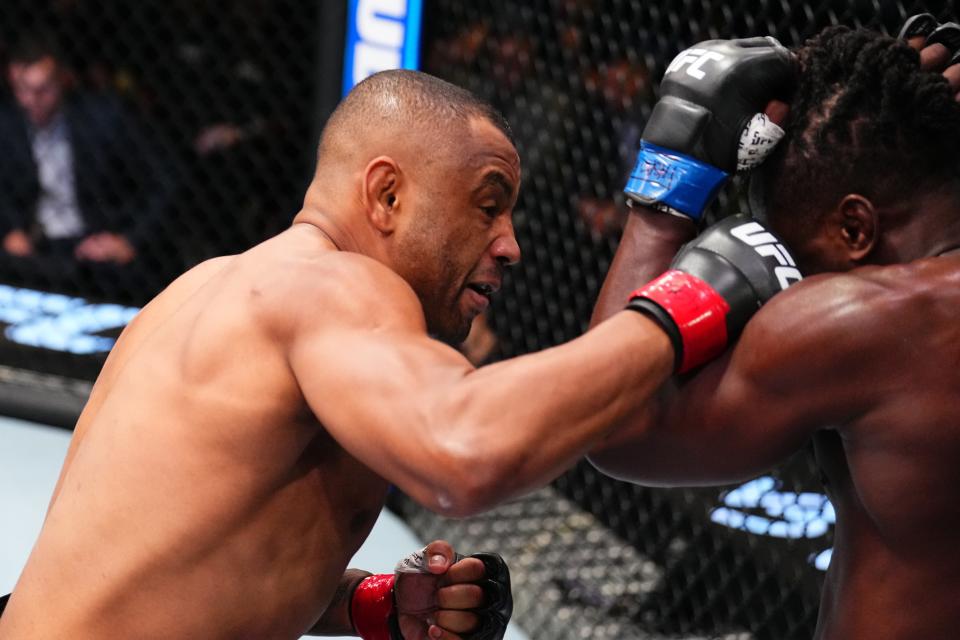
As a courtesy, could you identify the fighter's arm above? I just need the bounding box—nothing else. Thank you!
[590,208,695,326]
[589,266,911,485]
[286,253,673,517]
[306,569,374,636]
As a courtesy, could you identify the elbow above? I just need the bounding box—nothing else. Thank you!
[586,448,619,480]
[432,453,510,518]
[423,431,514,518]
[431,488,494,519]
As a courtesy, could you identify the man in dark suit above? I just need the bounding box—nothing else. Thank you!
[0,36,173,278]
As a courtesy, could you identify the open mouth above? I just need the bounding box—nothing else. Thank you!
[466,282,496,299]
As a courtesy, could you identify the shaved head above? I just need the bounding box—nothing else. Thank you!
[317,69,513,170]
[302,70,521,345]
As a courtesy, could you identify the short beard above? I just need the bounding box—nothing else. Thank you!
[428,314,472,347]
[396,213,466,346]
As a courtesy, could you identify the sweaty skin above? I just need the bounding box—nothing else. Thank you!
[0,246,396,639]
[0,101,676,637]
[588,208,960,640]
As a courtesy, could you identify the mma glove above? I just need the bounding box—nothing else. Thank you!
[350,551,513,640]
[625,38,796,222]
[628,214,802,373]
[899,13,960,64]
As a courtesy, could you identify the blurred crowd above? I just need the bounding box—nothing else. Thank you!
[426,1,653,242]
[0,0,653,357]
[0,0,318,305]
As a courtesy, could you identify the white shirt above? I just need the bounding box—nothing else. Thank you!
[30,112,85,240]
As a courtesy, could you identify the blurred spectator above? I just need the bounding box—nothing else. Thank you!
[142,0,308,259]
[0,34,175,269]
[575,57,651,238]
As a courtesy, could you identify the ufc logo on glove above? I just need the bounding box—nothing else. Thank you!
[665,48,726,79]
[730,222,803,291]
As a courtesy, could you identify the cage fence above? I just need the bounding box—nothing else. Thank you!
[0,0,954,637]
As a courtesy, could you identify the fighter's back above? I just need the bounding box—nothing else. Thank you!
[784,255,960,639]
[0,224,389,639]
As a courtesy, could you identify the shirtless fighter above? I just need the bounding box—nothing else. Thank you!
[0,63,799,638]
[588,18,960,640]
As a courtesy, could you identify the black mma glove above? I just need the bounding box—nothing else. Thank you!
[899,13,960,64]
[457,552,512,640]
[624,38,796,222]
[628,214,802,372]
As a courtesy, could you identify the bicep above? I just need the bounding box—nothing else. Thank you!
[591,272,893,486]
[287,300,475,503]
[590,350,811,486]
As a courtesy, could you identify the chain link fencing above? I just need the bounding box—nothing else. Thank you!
[0,0,320,386]
[400,1,954,638]
[0,0,954,636]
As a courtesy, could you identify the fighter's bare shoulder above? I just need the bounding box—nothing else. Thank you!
[244,241,428,338]
[739,254,960,372]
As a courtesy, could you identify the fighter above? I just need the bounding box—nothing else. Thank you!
[0,59,799,638]
[587,17,960,640]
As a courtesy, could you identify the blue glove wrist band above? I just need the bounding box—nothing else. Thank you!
[624,142,729,221]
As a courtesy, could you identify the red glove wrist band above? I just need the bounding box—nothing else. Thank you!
[351,574,396,640]
[629,270,730,373]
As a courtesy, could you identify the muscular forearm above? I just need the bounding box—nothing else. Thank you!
[582,206,695,465]
[424,310,673,515]
[591,206,696,328]
[306,569,370,636]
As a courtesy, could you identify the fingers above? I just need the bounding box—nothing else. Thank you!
[426,625,462,640]
[763,99,790,127]
[927,23,960,57]
[926,23,960,99]
[436,583,484,609]
[422,540,455,574]
[919,42,953,71]
[899,13,939,49]
[899,13,955,71]
[907,35,928,52]
[439,556,485,586]
[434,609,480,634]
[944,64,960,99]
[901,15,960,75]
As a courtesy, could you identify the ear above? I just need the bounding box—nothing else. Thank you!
[836,194,878,261]
[362,156,402,235]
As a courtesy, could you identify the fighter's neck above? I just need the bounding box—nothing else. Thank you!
[291,207,365,255]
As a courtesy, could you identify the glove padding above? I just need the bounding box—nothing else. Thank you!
[628,214,802,372]
[625,38,796,221]
[450,552,513,640]
[648,37,796,172]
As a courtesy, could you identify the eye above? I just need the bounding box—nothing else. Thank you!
[480,204,499,217]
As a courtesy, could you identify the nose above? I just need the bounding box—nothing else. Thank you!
[491,216,521,266]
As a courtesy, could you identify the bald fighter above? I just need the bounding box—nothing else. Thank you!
[0,66,797,639]
[588,20,960,640]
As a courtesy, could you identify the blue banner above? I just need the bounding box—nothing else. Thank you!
[342,0,423,96]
